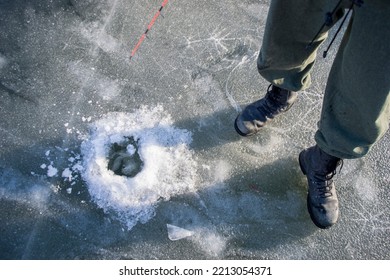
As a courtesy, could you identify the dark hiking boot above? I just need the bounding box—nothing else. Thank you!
[234,85,297,136]
[299,145,343,229]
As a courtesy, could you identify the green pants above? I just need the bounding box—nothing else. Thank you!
[258,0,390,159]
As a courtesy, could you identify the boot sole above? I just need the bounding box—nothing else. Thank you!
[234,116,250,137]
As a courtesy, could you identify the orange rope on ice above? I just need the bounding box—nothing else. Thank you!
[129,0,169,60]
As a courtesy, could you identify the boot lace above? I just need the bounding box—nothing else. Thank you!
[314,160,343,198]
[257,85,290,118]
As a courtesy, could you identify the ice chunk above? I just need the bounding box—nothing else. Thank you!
[167,224,194,241]
[126,144,136,156]
[47,165,58,177]
[62,168,72,180]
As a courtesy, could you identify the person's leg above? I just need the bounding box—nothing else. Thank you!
[302,0,390,228]
[235,0,347,136]
[315,0,390,159]
[257,0,347,91]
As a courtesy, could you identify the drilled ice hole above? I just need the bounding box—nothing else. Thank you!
[107,136,144,177]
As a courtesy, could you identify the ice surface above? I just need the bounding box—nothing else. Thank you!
[0,54,7,69]
[0,0,389,260]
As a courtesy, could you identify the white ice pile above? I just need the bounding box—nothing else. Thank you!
[81,105,198,230]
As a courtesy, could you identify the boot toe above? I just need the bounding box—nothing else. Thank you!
[234,115,251,136]
[307,196,339,229]
[234,105,267,136]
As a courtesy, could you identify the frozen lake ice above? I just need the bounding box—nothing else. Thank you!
[1,0,389,259]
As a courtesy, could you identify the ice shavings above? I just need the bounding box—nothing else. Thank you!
[39,148,84,186]
[81,105,198,230]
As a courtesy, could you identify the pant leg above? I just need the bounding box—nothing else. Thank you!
[257,0,347,91]
[315,0,390,159]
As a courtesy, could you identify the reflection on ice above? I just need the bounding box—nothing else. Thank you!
[0,168,51,212]
[0,54,7,69]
